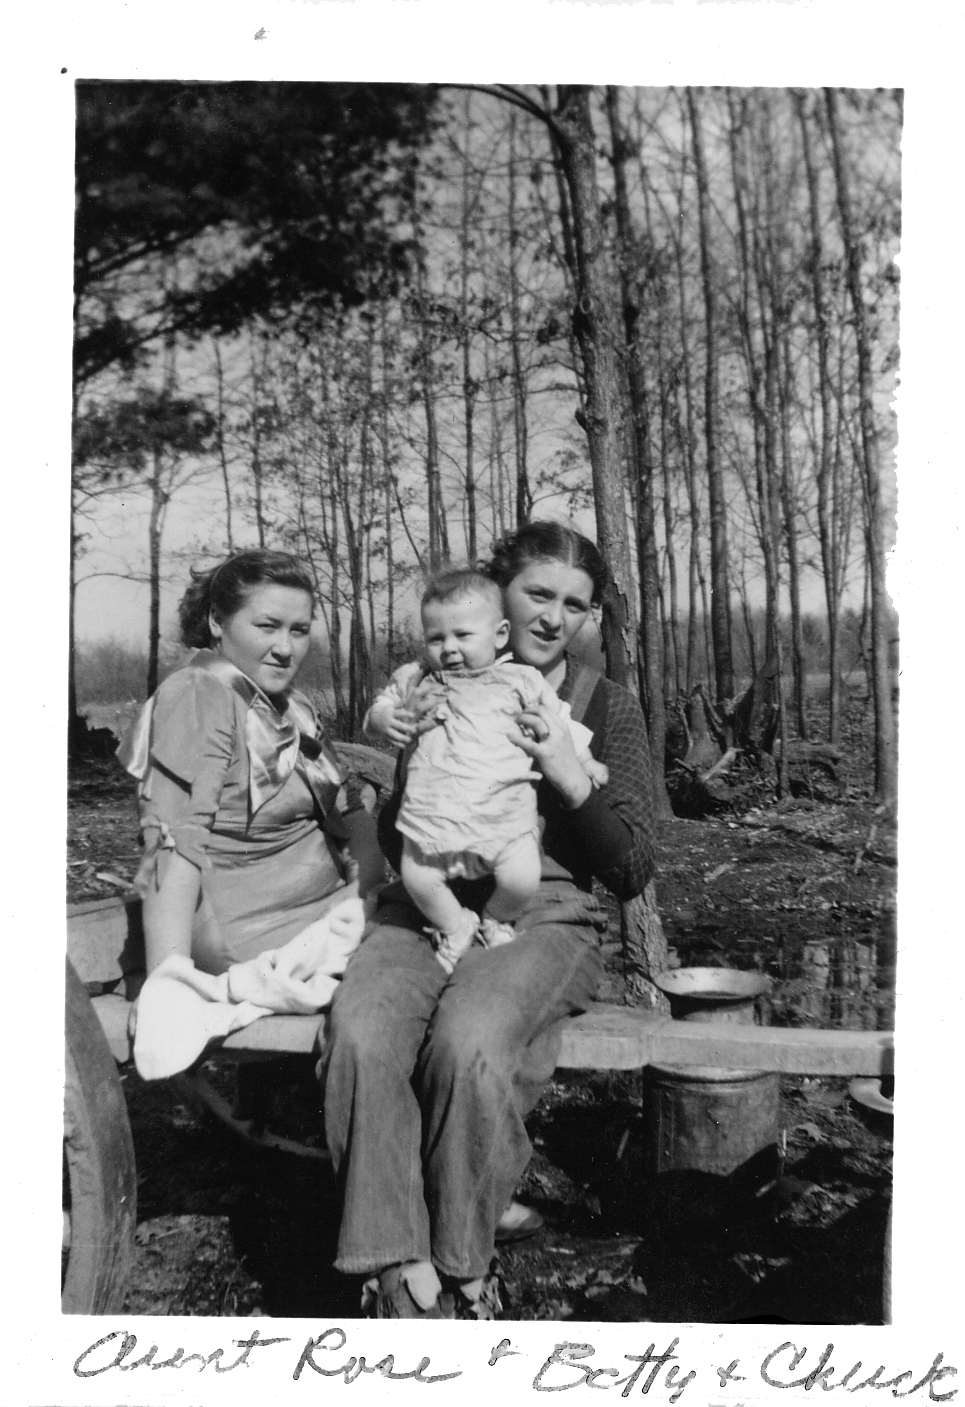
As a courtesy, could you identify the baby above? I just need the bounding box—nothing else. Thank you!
[365,569,608,972]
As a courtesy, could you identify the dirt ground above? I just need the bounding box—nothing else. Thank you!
[67,692,896,1323]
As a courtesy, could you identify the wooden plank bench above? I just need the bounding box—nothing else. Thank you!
[69,895,894,1079]
[63,892,895,1316]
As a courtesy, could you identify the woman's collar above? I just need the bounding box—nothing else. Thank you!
[506,649,570,694]
[544,655,570,697]
[191,648,294,717]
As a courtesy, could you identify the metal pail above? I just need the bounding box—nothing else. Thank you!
[642,1063,782,1226]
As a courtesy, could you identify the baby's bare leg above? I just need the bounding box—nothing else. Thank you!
[400,842,478,973]
[484,833,543,926]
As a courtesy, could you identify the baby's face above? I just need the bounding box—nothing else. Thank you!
[422,595,510,673]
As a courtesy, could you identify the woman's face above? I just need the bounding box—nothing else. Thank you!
[210,583,313,698]
[503,559,595,674]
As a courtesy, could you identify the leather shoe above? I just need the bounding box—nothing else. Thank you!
[494,1201,545,1244]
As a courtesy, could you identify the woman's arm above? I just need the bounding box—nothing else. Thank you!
[133,671,238,972]
[515,681,656,900]
[567,683,656,898]
[337,804,385,901]
[142,851,202,972]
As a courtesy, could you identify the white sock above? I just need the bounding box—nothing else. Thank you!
[398,1261,443,1310]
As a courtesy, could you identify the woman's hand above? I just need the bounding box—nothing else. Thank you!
[511,704,594,810]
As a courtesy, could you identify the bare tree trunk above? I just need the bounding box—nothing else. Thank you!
[553,85,638,688]
[147,445,164,699]
[344,509,370,736]
[507,109,532,527]
[413,246,449,573]
[727,92,773,702]
[667,150,704,698]
[676,376,703,696]
[146,327,179,699]
[249,333,267,548]
[686,87,734,703]
[422,368,447,572]
[727,90,789,791]
[756,114,791,796]
[384,469,395,666]
[327,475,347,734]
[798,88,842,742]
[660,410,682,697]
[700,558,714,689]
[212,340,235,553]
[343,332,375,734]
[68,457,82,749]
[317,349,348,733]
[633,132,682,701]
[825,89,897,803]
[460,92,479,561]
[365,528,376,688]
[604,86,670,813]
[541,117,591,428]
[833,302,860,702]
[780,327,808,738]
[621,881,669,1010]
[378,306,396,665]
[737,552,759,683]
[485,342,509,540]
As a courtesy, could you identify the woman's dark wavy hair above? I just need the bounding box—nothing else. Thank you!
[485,521,608,606]
[178,549,316,649]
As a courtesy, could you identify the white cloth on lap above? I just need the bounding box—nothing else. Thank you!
[133,896,366,1080]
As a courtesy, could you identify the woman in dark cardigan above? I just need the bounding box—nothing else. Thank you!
[322,522,656,1318]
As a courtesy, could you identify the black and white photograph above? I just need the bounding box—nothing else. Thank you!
[64,77,900,1325]
[4,0,961,1400]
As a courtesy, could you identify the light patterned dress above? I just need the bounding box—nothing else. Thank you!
[120,651,355,973]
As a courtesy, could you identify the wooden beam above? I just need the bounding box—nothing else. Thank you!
[557,1006,670,1070]
[645,1017,893,1078]
[92,996,894,1078]
[90,995,135,1063]
[68,897,142,987]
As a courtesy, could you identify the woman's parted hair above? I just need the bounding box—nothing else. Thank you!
[485,521,608,606]
[178,549,316,649]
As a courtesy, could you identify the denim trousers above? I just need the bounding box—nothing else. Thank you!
[321,879,606,1281]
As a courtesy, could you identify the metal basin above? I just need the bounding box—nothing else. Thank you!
[654,967,771,1024]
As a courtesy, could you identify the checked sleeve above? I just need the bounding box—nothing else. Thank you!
[539,677,656,901]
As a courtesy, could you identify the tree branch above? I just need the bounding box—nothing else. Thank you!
[442,84,561,144]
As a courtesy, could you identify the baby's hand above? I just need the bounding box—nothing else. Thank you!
[365,699,418,747]
[409,678,449,735]
[384,707,419,747]
[583,758,610,789]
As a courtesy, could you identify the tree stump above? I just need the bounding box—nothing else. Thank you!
[621,880,669,1011]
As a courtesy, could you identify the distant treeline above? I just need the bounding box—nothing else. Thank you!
[74,632,411,707]
[75,605,889,709]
